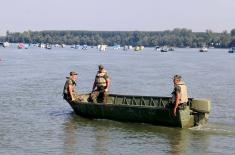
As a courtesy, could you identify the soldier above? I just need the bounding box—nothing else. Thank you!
[90,65,110,103]
[63,71,83,102]
[171,75,188,116]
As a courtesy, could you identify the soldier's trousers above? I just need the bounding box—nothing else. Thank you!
[90,87,108,103]
[64,92,85,102]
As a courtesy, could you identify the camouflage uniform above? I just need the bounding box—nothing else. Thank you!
[63,77,83,102]
[91,70,109,103]
[171,85,181,101]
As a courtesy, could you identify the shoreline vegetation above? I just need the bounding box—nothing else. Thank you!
[1,28,235,48]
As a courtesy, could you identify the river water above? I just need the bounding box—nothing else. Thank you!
[0,47,235,155]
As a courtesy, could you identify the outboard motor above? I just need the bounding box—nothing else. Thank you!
[191,99,211,126]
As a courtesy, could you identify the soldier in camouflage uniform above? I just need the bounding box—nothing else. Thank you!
[90,65,110,103]
[63,71,84,102]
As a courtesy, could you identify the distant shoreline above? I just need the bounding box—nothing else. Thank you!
[1,28,234,48]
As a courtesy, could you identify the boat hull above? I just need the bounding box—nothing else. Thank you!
[228,47,235,53]
[66,94,200,128]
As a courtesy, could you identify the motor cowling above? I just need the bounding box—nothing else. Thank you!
[191,99,211,113]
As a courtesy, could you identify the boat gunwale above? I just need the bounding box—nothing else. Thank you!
[79,93,194,100]
[71,93,193,108]
[71,100,177,110]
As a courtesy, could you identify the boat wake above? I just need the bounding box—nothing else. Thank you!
[189,123,235,135]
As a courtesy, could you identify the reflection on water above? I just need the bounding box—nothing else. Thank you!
[63,113,109,155]
[62,112,235,154]
[94,126,109,155]
[63,113,192,155]
[64,116,78,155]
[168,130,188,155]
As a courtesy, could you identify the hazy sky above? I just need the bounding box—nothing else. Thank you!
[0,0,234,35]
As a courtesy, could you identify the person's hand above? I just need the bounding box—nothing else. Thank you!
[105,88,108,92]
[72,97,75,101]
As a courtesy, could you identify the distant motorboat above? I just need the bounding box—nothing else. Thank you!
[54,44,60,47]
[32,44,39,47]
[38,43,45,48]
[113,45,121,50]
[228,47,235,53]
[3,42,10,48]
[168,47,175,51]
[97,44,108,51]
[199,47,208,52]
[81,45,88,50]
[160,46,168,52]
[60,44,66,48]
[45,44,52,50]
[123,45,132,51]
[134,46,144,51]
[71,45,80,49]
[24,44,29,49]
[18,43,25,49]
[155,46,161,51]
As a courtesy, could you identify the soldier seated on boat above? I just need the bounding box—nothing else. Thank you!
[90,65,110,103]
[63,71,84,102]
[171,75,188,116]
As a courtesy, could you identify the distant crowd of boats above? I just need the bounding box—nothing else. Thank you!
[0,41,234,53]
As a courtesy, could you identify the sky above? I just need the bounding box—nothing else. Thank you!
[0,0,234,35]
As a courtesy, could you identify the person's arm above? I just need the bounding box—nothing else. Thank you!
[92,78,96,92]
[105,78,110,92]
[68,84,75,101]
[173,92,180,116]
[104,72,110,92]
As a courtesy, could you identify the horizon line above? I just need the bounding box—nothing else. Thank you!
[1,28,232,36]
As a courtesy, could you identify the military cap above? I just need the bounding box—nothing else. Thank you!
[173,75,182,80]
[98,64,104,69]
[70,71,78,76]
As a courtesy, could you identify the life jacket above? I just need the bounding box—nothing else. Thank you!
[96,70,108,87]
[172,82,188,103]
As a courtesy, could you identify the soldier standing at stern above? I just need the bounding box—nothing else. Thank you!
[172,75,188,116]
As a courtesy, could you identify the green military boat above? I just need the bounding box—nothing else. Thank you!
[66,94,211,128]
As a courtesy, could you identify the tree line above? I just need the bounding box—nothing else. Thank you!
[1,28,235,48]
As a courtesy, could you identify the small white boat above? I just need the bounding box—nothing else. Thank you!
[97,44,108,51]
[60,44,66,48]
[45,44,52,50]
[38,43,45,48]
[54,44,60,47]
[123,45,133,51]
[3,42,10,48]
[155,46,161,51]
[199,47,208,52]
[161,46,168,52]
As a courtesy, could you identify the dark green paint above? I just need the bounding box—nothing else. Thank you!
[66,94,208,128]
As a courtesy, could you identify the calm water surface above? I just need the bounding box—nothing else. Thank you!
[0,47,235,155]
